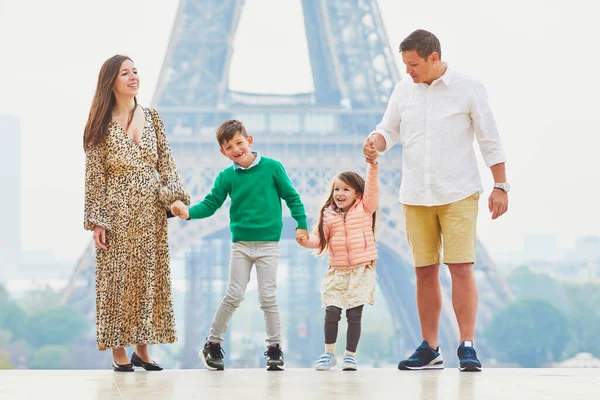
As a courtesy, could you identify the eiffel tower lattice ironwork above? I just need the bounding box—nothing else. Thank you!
[63,0,513,368]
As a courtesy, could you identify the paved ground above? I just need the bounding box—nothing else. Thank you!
[1,368,598,399]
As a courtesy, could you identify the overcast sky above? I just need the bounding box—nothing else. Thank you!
[0,0,597,263]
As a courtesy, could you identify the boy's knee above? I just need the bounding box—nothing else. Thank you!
[258,293,278,308]
[224,293,244,307]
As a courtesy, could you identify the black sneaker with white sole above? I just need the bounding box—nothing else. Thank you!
[199,341,225,371]
[265,344,285,371]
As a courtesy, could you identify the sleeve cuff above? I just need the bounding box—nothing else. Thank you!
[295,217,308,230]
[188,206,202,220]
[84,218,110,232]
[483,152,507,168]
[159,183,191,208]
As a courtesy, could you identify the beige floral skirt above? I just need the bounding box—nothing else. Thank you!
[321,263,376,309]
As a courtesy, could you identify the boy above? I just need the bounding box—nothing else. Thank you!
[171,119,309,371]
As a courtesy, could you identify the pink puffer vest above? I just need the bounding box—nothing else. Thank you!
[305,163,379,269]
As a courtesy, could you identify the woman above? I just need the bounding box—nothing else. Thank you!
[83,55,190,371]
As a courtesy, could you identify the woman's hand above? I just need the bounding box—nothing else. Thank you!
[93,225,108,250]
[170,200,190,220]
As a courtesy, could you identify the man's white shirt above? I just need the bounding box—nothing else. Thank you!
[372,66,506,206]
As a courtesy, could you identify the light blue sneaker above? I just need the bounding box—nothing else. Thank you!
[315,352,337,371]
[342,355,357,371]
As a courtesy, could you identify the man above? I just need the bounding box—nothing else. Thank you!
[364,29,509,372]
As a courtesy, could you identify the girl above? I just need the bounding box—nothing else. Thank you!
[298,156,379,371]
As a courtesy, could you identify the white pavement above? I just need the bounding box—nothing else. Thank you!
[0,368,598,399]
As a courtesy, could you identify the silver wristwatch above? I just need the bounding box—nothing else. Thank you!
[493,182,510,193]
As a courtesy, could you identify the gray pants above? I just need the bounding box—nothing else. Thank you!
[208,241,281,346]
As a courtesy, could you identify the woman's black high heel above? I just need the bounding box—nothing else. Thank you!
[131,352,163,371]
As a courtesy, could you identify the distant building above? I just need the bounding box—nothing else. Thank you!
[574,236,600,261]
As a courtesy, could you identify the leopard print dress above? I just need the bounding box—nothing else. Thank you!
[84,107,190,351]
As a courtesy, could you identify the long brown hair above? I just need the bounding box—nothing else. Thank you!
[315,171,377,255]
[83,55,137,151]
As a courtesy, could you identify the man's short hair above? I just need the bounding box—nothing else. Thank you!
[400,29,442,60]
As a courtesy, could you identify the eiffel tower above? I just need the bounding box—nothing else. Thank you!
[63,0,513,368]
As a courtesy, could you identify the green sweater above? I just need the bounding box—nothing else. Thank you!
[188,157,307,242]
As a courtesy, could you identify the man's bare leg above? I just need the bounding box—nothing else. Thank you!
[415,264,442,349]
[447,263,478,343]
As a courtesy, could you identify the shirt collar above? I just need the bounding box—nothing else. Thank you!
[419,63,453,88]
[437,63,453,86]
[233,151,261,170]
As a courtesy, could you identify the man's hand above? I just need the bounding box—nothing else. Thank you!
[93,225,108,250]
[296,229,309,246]
[488,189,508,220]
[170,200,190,220]
[363,136,379,164]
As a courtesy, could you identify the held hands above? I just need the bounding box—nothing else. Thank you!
[93,225,107,250]
[296,229,309,246]
[170,200,190,220]
[488,189,508,220]
[363,136,379,164]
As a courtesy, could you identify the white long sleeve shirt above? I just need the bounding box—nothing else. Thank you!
[372,66,506,206]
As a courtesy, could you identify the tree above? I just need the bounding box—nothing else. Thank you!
[17,286,61,314]
[485,298,569,367]
[29,346,70,369]
[0,350,13,369]
[0,302,28,339]
[506,266,570,311]
[0,329,12,348]
[562,283,600,358]
[0,284,10,306]
[5,340,32,369]
[26,307,89,347]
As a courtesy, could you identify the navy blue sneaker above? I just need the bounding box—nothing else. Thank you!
[398,340,444,370]
[457,341,482,372]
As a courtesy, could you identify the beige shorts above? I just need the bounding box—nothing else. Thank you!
[403,192,479,267]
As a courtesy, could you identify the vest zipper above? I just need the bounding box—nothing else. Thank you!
[343,212,351,265]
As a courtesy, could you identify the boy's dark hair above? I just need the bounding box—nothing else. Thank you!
[399,29,442,61]
[216,120,248,146]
